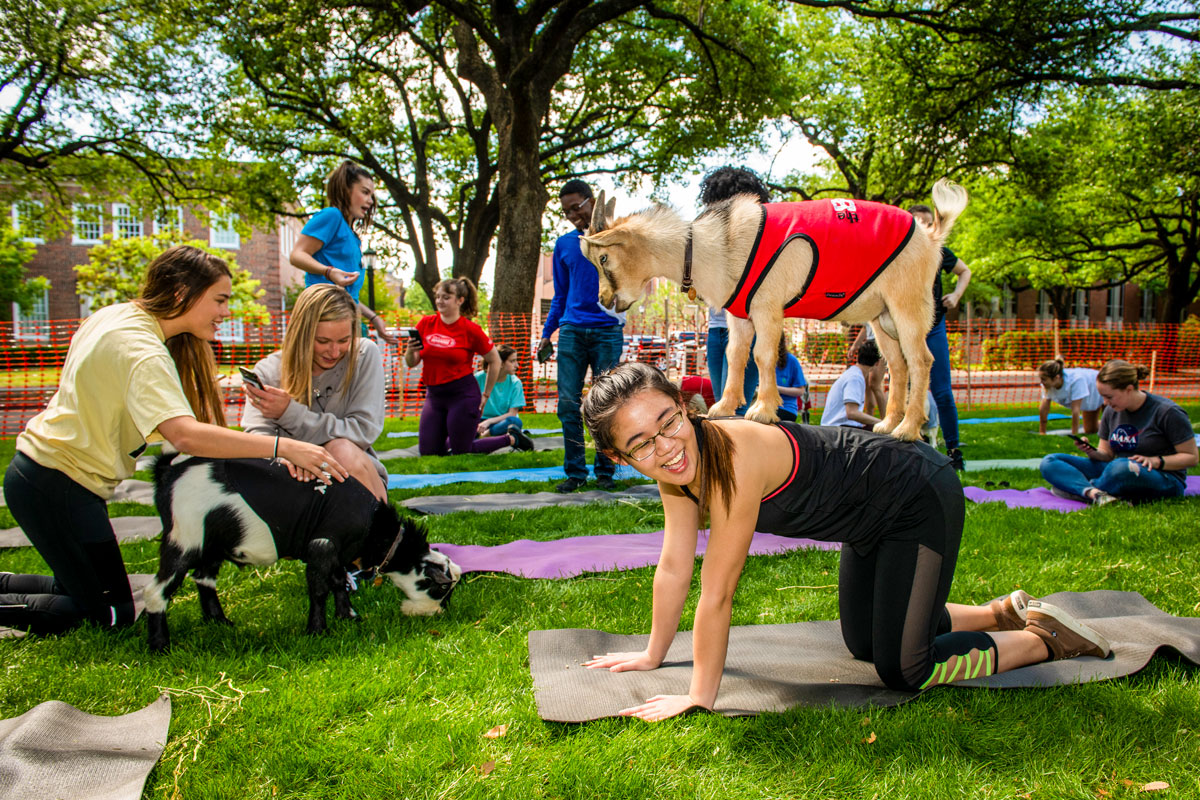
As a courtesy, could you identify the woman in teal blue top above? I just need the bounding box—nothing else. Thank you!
[290,160,397,344]
[476,345,528,437]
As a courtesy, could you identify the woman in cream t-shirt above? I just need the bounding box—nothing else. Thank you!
[2,246,346,635]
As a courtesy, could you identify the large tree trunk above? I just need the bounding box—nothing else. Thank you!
[1162,255,1197,323]
[490,109,548,313]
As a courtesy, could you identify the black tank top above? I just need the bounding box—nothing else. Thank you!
[686,422,950,554]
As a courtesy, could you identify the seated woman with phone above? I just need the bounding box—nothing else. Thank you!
[241,283,388,500]
[1039,359,1198,506]
[1036,359,1101,435]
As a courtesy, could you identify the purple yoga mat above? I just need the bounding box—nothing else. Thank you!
[432,530,839,579]
[964,475,1200,512]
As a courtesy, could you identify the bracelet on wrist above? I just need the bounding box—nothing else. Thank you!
[1159,455,1166,469]
[273,435,279,460]
[323,266,333,279]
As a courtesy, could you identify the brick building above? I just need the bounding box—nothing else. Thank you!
[7,196,305,341]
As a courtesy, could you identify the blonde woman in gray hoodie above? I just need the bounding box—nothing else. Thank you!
[241,283,387,500]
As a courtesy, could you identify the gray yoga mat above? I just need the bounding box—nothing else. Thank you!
[1,516,161,549]
[529,590,1200,721]
[0,694,170,800]
[0,574,155,640]
[377,435,566,461]
[964,458,1044,471]
[403,484,662,514]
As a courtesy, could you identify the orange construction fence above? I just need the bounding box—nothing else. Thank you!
[2,313,1198,438]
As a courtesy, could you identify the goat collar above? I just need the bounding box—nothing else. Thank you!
[680,226,696,301]
[369,526,406,586]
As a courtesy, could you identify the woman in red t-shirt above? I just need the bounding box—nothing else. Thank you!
[406,278,509,455]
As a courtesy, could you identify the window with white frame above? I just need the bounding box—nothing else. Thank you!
[1072,289,1089,323]
[72,203,104,244]
[11,200,46,243]
[1140,290,1157,322]
[215,318,245,342]
[112,204,144,239]
[1001,284,1015,319]
[210,212,240,249]
[12,288,51,342]
[153,205,183,234]
[1106,286,1124,323]
[1037,290,1051,319]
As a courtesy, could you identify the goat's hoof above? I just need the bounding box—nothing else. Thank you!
[148,637,170,654]
[890,421,922,442]
[744,405,779,425]
[873,417,901,435]
[707,400,737,418]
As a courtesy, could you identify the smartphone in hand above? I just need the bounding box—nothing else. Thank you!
[1068,433,1095,449]
[405,328,423,348]
[238,366,264,390]
[537,339,554,363]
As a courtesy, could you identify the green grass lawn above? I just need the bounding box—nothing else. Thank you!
[2,408,1199,799]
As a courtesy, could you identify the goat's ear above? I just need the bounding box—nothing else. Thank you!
[591,190,609,233]
[604,195,616,220]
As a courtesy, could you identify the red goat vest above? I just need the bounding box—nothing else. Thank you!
[722,199,914,320]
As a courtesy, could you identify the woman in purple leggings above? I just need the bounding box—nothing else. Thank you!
[406,278,531,455]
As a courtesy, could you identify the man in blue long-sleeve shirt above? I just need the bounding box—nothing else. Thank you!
[538,179,626,492]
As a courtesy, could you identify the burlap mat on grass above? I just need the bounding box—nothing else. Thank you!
[0,694,170,800]
[403,484,661,514]
[1,516,161,549]
[0,574,155,640]
[529,590,1200,721]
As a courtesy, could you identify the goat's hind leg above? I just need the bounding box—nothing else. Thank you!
[192,554,231,626]
[145,539,197,653]
[881,306,934,441]
[330,565,359,622]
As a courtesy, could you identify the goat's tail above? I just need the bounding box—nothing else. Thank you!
[930,179,968,247]
[152,451,183,485]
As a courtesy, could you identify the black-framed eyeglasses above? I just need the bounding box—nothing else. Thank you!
[561,198,589,217]
[623,410,685,461]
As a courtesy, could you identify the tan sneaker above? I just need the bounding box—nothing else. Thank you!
[1025,600,1112,660]
[989,589,1034,631]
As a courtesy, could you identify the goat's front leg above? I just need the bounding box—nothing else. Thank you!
[708,315,755,417]
[743,314,783,425]
[331,566,358,621]
[304,538,339,634]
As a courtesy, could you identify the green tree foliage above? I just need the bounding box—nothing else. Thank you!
[959,85,1199,322]
[180,0,790,311]
[75,233,269,323]
[0,221,46,315]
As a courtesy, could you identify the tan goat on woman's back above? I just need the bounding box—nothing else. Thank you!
[579,180,968,441]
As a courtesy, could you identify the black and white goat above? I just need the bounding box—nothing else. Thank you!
[145,454,460,652]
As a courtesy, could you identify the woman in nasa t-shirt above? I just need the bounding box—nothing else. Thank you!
[1039,360,1197,505]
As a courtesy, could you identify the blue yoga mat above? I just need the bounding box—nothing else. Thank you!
[959,413,1068,425]
[388,464,644,489]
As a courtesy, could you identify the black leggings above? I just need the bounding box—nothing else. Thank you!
[838,466,996,692]
[2,452,135,634]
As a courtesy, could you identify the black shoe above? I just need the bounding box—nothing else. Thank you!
[595,475,617,491]
[556,477,587,493]
[947,448,965,471]
[508,426,535,452]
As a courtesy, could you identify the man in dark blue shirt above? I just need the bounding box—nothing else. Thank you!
[538,180,626,492]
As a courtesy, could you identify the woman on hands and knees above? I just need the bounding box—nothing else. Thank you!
[1,247,346,636]
[241,283,388,500]
[580,363,1110,722]
[1040,359,1197,506]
